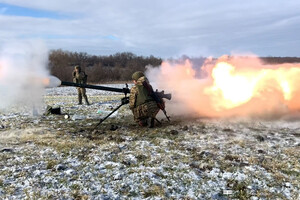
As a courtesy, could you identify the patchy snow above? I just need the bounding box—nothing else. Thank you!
[0,85,299,199]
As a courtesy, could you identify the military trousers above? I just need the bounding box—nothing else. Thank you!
[132,101,160,123]
[77,87,89,104]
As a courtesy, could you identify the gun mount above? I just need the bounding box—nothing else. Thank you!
[60,81,172,129]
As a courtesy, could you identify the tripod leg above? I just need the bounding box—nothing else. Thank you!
[154,118,161,124]
[90,103,123,133]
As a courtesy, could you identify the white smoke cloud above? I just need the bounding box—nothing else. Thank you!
[0,40,49,114]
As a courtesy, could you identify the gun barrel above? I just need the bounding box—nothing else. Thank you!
[61,81,130,95]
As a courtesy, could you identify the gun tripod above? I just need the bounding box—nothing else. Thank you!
[90,97,129,133]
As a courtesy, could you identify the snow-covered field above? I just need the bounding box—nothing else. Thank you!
[0,85,299,200]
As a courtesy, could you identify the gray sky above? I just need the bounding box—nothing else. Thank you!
[0,0,300,58]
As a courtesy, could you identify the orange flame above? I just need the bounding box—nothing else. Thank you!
[42,77,50,87]
[152,55,300,118]
[203,61,300,111]
[205,62,256,110]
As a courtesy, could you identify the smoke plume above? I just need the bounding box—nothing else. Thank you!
[146,55,300,119]
[0,41,49,114]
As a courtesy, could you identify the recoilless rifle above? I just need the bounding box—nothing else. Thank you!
[60,81,172,130]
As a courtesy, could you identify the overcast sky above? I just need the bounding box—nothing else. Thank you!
[0,0,300,58]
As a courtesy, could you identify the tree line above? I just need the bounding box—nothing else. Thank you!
[48,49,300,83]
[260,57,300,64]
[48,49,162,83]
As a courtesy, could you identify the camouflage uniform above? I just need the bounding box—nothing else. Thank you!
[129,73,160,127]
[72,66,89,105]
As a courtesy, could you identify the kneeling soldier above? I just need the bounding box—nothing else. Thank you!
[129,71,160,127]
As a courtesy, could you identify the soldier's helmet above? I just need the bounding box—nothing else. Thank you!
[74,65,81,70]
[132,71,145,81]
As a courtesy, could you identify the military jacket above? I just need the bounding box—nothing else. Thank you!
[129,76,154,109]
[73,71,87,84]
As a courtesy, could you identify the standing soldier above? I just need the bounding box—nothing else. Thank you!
[129,71,160,128]
[72,65,90,105]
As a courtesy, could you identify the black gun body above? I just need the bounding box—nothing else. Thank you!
[61,81,130,94]
[61,81,171,100]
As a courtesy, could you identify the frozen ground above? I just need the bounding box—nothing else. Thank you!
[0,85,299,200]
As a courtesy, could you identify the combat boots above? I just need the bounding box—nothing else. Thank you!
[149,118,155,128]
[84,96,90,105]
[138,119,148,127]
